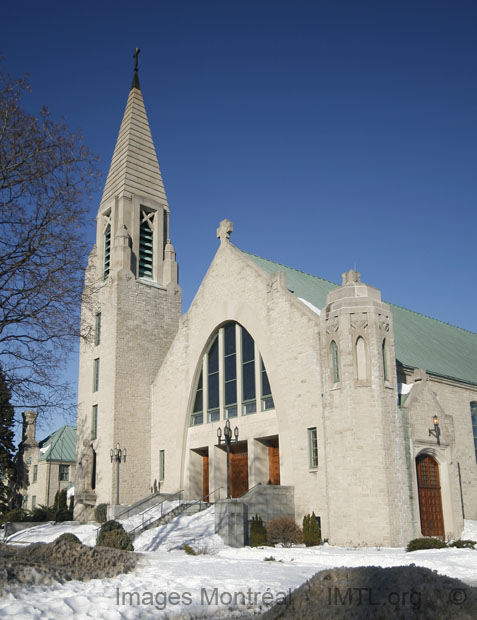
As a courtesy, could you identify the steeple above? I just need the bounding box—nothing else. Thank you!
[100,50,168,208]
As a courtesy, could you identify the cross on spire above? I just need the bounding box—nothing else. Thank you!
[133,48,140,71]
[131,48,141,91]
[217,219,234,244]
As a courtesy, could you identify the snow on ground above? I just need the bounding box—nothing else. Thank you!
[134,507,225,553]
[463,519,477,541]
[4,521,99,547]
[117,500,181,534]
[2,511,477,619]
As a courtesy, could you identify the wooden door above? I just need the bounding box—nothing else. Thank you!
[268,446,280,485]
[416,454,444,538]
[230,451,249,498]
[202,454,209,502]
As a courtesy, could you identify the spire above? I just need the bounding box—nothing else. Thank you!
[100,50,168,208]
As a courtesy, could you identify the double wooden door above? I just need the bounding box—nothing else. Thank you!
[230,448,249,498]
[268,446,280,485]
[416,454,444,538]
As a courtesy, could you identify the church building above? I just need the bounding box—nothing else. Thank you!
[74,60,477,547]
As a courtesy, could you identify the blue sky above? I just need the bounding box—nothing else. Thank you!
[3,1,476,435]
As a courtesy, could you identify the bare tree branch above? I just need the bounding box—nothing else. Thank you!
[0,61,101,422]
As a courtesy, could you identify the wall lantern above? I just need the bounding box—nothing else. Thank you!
[428,415,441,446]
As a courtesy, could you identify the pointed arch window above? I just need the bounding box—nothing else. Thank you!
[189,322,274,426]
[139,208,155,279]
[330,340,340,384]
[242,327,256,414]
[356,337,368,382]
[261,357,274,411]
[190,370,204,426]
[103,224,111,280]
[382,339,389,381]
[208,335,220,422]
[471,402,477,463]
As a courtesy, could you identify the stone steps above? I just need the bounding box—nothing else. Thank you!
[132,501,209,537]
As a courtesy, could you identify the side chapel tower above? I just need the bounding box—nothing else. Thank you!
[319,270,414,546]
[75,52,181,519]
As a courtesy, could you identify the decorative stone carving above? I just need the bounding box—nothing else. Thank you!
[216,219,233,243]
[102,211,111,231]
[379,314,390,332]
[351,312,368,330]
[412,368,428,382]
[342,269,361,285]
[21,410,39,446]
[326,316,339,334]
[76,440,94,497]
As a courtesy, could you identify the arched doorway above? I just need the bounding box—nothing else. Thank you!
[416,454,444,538]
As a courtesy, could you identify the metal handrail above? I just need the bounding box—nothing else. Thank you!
[121,490,184,525]
[127,490,185,536]
[95,490,184,540]
[112,490,164,520]
[238,482,263,499]
[128,487,223,537]
[185,486,223,508]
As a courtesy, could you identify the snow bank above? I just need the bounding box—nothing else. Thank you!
[2,514,477,618]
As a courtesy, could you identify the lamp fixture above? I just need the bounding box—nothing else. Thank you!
[429,416,441,446]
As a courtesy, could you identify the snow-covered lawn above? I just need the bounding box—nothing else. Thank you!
[2,509,477,618]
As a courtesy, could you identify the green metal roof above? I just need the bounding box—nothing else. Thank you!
[244,252,477,386]
[38,425,76,462]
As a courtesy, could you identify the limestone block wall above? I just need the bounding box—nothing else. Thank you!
[319,278,414,547]
[76,256,181,510]
[151,241,328,534]
[112,274,181,504]
[402,371,477,530]
[429,379,477,521]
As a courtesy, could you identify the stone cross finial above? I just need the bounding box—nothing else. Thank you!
[342,269,361,285]
[217,219,233,243]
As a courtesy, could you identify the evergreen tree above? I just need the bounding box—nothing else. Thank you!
[250,514,268,547]
[53,488,68,511]
[309,512,321,546]
[0,365,16,512]
[303,512,321,546]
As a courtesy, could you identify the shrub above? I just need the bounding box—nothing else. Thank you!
[182,543,197,555]
[55,532,81,545]
[449,540,477,549]
[30,504,55,522]
[0,508,29,525]
[406,537,447,552]
[100,529,134,551]
[94,503,108,523]
[250,514,268,547]
[264,556,276,561]
[97,520,124,546]
[303,512,321,546]
[266,517,303,547]
[55,508,73,522]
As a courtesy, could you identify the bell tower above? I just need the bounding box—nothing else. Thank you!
[75,51,182,519]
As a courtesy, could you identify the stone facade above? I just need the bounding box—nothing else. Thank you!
[148,240,475,546]
[74,65,477,545]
